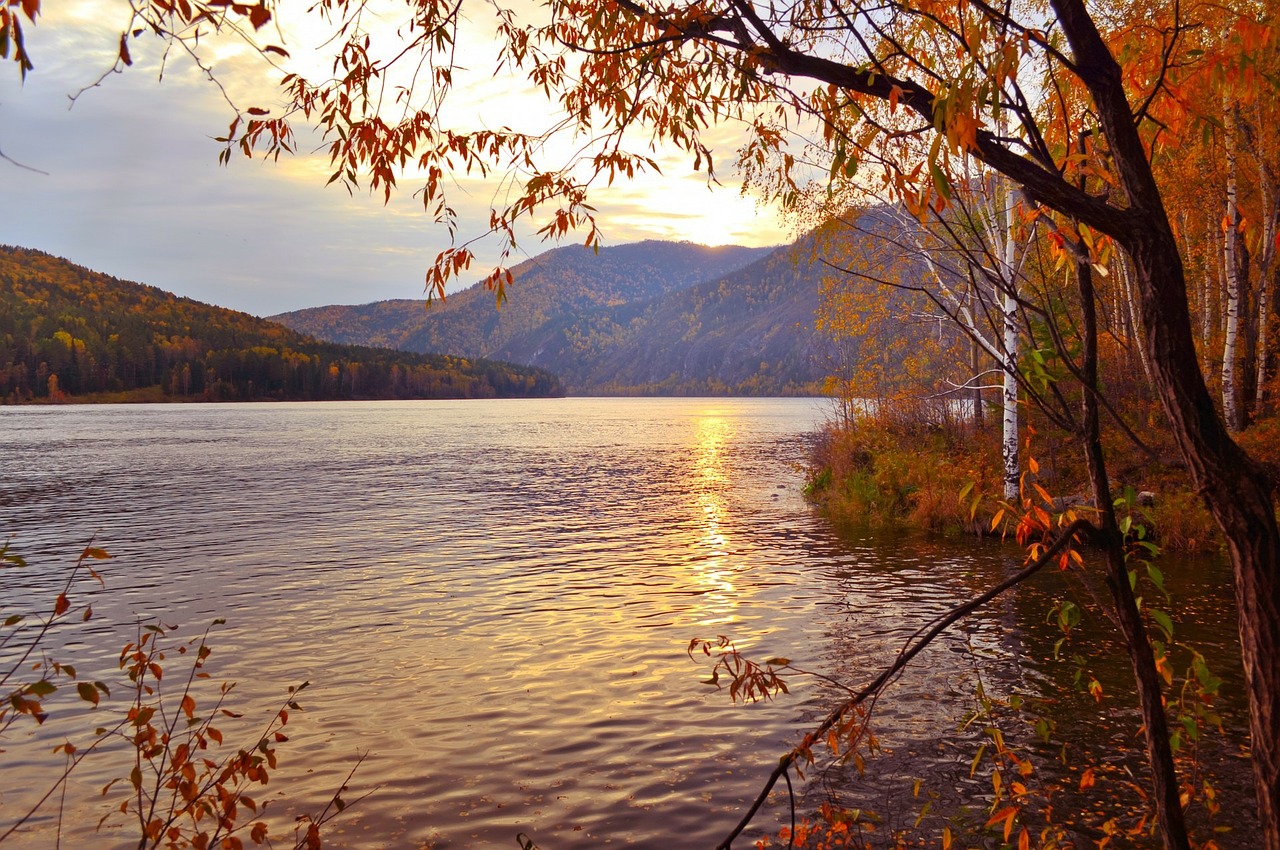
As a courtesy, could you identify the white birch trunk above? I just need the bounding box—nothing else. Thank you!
[1259,280,1271,406]
[1119,257,1154,384]
[1203,220,1213,355]
[1000,186,1020,501]
[1224,118,1243,432]
[1252,119,1277,408]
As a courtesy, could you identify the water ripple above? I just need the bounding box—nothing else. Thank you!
[0,399,1256,849]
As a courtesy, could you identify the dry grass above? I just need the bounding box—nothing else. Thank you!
[805,414,1003,535]
[806,407,1223,552]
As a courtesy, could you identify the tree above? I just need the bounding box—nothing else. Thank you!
[7,0,1280,846]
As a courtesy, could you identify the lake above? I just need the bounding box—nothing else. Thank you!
[0,398,1257,848]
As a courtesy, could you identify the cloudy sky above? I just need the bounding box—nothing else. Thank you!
[0,2,784,317]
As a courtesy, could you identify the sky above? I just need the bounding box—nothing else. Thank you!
[0,1,785,317]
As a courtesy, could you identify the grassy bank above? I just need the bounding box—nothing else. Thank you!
[804,412,1221,552]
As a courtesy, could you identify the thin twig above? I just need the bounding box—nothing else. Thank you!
[0,143,49,175]
[715,518,1094,849]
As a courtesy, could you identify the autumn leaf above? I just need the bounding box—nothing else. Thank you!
[77,681,100,706]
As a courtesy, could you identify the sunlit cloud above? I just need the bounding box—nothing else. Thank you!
[0,1,784,316]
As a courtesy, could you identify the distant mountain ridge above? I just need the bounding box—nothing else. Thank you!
[271,240,772,354]
[271,239,839,395]
[0,246,562,403]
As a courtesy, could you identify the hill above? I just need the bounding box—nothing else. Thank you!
[271,240,843,394]
[270,241,773,359]
[502,239,835,394]
[0,246,562,403]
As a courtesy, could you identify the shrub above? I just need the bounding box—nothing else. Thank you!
[0,541,355,849]
[805,416,1002,534]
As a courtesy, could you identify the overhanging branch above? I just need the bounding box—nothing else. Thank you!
[715,517,1095,849]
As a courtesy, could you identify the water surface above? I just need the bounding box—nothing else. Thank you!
[0,398,1255,848]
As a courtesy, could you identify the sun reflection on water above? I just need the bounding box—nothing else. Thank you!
[688,412,738,627]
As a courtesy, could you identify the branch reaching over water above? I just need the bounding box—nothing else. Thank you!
[715,518,1095,850]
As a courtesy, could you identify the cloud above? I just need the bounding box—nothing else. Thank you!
[0,2,784,316]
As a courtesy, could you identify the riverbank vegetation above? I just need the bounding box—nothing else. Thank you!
[0,246,563,403]
[804,407,1222,552]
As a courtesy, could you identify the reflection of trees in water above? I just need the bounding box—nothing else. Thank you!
[782,528,1258,846]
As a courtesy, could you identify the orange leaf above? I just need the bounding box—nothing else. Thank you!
[986,806,1018,842]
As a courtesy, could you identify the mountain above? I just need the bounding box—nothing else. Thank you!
[271,239,844,394]
[271,241,773,358]
[502,238,835,394]
[0,246,562,403]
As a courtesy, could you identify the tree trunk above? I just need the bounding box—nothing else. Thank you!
[1076,250,1192,850]
[1118,256,1154,384]
[1130,226,1280,850]
[970,337,984,430]
[1001,185,1020,501]
[1048,2,1280,846]
[1225,134,1244,431]
[1224,107,1259,429]
[1241,109,1279,413]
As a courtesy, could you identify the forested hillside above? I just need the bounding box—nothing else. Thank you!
[272,221,939,395]
[507,239,830,394]
[535,212,943,395]
[271,240,826,393]
[272,241,772,354]
[273,238,845,394]
[0,246,562,403]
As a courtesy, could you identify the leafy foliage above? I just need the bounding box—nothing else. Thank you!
[1,542,355,848]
